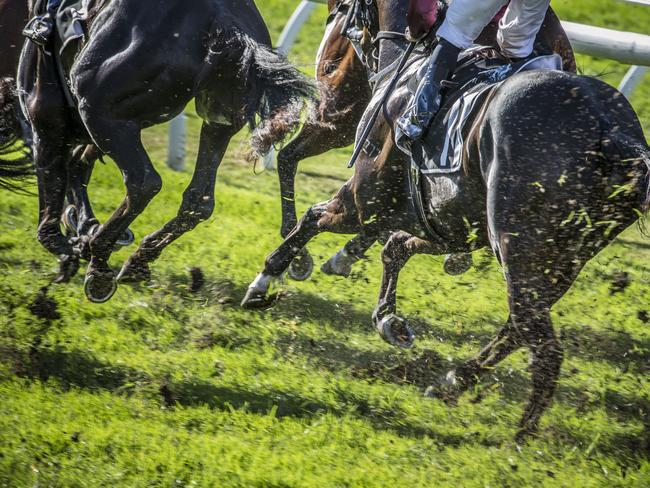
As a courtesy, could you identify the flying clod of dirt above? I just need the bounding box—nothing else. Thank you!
[609,271,631,295]
[188,267,205,293]
[28,287,61,321]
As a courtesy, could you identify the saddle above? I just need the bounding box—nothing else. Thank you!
[398,48,563,242]
[406,49,563,174]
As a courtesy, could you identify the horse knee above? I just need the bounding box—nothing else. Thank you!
[381,232,412,265]
[126,170,162,209]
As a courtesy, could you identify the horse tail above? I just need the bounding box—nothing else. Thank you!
[204,27,317,158]
[601,128,650,232]
[0,77,33,192]
[247,41,317,158]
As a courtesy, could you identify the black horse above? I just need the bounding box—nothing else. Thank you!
[243,0,650,437]
[11,0,314,302]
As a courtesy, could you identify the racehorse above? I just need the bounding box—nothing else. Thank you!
[275,2,372,280]
[243,0,650,437]
[278,0,576,280]
[12,0,314,302]
[0,0,134,262]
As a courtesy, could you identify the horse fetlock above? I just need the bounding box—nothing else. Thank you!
[54,254,80,284]
[321,248,358,277]
[38,221,72,256]
[117,254,152,284]
[374,312,415,349]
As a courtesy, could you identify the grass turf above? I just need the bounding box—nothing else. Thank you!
[0,0,649,486]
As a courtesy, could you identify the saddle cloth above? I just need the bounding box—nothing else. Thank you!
[23,0,89,55]
[406,50,563,175]
[23,0,93,108]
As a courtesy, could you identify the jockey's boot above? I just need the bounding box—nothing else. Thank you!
[396,38,461,141]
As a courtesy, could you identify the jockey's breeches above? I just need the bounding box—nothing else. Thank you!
[437,0,550,58]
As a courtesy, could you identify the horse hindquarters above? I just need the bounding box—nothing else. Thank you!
[477,72,649,434]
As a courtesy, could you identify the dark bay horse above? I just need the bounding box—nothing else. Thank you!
[243,0,650,437]
[0,0,134,259]
[13,0,314,302]
[278,0,576,280]
[0,0,27,76]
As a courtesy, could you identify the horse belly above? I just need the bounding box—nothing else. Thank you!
[423,174,489,251]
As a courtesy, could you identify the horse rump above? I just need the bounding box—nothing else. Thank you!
[0,77,33,191]
[205,28,317,158]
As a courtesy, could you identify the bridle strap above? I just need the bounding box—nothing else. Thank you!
[374,31,406,42]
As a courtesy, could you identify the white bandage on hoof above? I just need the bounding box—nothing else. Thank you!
[249,272,274,293]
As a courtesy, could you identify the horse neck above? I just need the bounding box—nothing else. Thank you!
[375,0,410,71]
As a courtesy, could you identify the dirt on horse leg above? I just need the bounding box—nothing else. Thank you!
[320,226,380,278]
[33,136,80,283]
[241,187,360,308]
[118,123,234,284]
[82,122,162,302]
[373,232,443,348]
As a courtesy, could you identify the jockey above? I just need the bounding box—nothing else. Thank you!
[397,0,551,141]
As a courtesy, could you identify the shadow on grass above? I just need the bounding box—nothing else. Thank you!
[273,331,444,389]
[4,346,474,445]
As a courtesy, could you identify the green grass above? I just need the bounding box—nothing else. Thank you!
[1,0,649,486]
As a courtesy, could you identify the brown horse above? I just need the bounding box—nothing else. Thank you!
[244,0,650,437]
[279,0,576,281]
[276,2,372,280]
[12,0,314,302]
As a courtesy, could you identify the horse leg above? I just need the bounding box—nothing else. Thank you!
[277,131,332,283]
[81,122,162,302]
[63,145,136,256]
[372,232,443,348]
[278,111,359,282]
[241,184,360,308]
[32,134,79,283]
[320,225,380,278]
[64,147,98,236]
[118,123,233,283]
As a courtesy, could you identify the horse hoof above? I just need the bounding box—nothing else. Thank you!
[287,248,313,281]
[374,313,415,348]
[240,286,276,309]
[424,370,461,404]
[115,228,135,248]
[443,253,473,276]
[84,270,117,303]
[61,204,78,235]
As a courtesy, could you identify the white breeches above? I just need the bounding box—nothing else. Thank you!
[437,0,551,58]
